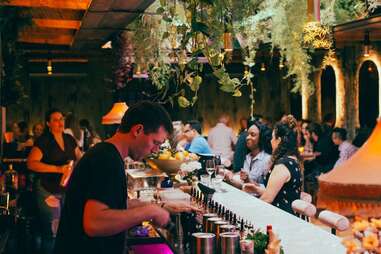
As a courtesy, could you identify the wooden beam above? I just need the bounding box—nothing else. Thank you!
[33,19,81,30]
[18,33,73,45]
[2,0,92,10]
[28,58,88,63]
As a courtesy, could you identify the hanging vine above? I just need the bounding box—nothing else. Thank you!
[0,3,32,106]
[122,0,370,110]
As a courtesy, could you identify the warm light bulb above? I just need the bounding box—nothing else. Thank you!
[47,59,53,74]
[260,63,266,72]
[363,45,370,57]
[279,63,284,69]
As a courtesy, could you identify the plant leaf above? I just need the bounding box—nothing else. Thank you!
[191,21,209,37]
[190,75,202,91]
[233,90,242,97]
[178,96,191,108]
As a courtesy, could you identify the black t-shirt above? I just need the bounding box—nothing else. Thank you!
[35,132,77,193]
[54,142,127,254]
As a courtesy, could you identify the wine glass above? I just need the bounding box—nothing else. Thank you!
[213,166,225,191]
[205,159,215,186]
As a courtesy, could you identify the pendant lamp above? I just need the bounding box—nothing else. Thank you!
[101,102,128,125]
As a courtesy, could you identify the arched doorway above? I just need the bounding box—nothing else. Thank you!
[359,61,379,129]
[320,66,336,124]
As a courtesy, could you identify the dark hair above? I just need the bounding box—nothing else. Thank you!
[17,121,28,133]
[65,112,76,129]
[249,121,272,154]
[45,108,62,123]
[307,122,322,137]
[271,122,300,167]
[332,127,347,141]
[323,113,334,123]
[119,101,173,135]
[185,120,202,134]
[79,119,90,129]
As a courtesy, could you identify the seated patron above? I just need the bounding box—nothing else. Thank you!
[241,119,302,215]
[227,121,272,189]
[183,120,212,155]
[331,127,358,168]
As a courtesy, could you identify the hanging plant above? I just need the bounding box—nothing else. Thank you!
[119,0,370,109]
[0,5,32,106]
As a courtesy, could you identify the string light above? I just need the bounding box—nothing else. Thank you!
[363,31,371,57]
[260,63,266,72]
[47,59,52,75]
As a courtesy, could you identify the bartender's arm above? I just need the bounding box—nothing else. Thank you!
[83,199,170,237]
[27,147,69,174]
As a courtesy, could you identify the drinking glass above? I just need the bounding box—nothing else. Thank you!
[213,166,225,191]
[205,159,216,186]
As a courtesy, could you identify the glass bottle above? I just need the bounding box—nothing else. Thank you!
[4,164,18,193]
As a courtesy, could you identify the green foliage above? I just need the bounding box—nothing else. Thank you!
[0,6,32,106]
[122,0,369,109]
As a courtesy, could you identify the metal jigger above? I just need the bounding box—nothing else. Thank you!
[220,232,240,254]
[206,217,223,233]
[191,232,216,254]
[211,220,228,252]
[202,213,218,232]
[219,224,236,233]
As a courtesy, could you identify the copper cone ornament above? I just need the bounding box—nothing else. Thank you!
[318,118,381,217]
[101,102,128,125]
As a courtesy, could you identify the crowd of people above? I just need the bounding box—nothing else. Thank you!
[172,112,365,213]
[1,103,370,254]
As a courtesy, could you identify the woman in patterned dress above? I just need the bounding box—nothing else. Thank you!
[242,117,302,215]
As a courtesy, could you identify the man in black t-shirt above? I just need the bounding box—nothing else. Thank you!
[54,101,174,254]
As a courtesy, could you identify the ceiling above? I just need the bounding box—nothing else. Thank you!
[1,0,154,56]
[334,14,381,47]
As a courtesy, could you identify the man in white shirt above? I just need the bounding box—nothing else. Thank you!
[208,114,237,162]
[332,127,358,168]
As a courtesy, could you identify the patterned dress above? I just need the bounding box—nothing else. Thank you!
[264,156,302,215]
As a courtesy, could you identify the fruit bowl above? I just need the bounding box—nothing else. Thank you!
[147,159,183,175]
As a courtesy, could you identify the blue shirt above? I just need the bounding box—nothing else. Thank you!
[188,136,212,154]
[242,151,271,184]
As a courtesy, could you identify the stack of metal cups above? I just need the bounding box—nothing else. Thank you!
[191,232,216,254]
[220,232,240,254]
[206,217,223,233]
[202,213,218,232]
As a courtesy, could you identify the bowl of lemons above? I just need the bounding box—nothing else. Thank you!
[147,150,198,175]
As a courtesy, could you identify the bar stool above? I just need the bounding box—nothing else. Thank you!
[291,199,316,222]
[300,192,312,203]
[318,210,350,235]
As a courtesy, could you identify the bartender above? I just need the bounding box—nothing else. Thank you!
[54,101,198,254]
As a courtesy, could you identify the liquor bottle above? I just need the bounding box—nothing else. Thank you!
[4,164,18,194]
[221,206,225,219]
[266,224,273,246]
[218,204,222,216]
[214,202,219,214]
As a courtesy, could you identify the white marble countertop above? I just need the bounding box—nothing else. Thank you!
[211,182,346,254]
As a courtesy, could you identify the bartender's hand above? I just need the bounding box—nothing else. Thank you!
[162,201,202,214]
[240,170,249,183]
[58,163,73,175]
[151,205,170,227]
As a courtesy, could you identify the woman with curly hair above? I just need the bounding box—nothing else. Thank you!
[243,117,302,215]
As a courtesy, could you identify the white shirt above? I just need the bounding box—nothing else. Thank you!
[242,151,272,184]
[207,123,237,161]
[334,141,358,168]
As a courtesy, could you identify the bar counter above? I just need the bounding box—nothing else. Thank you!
[211,182,346,254]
